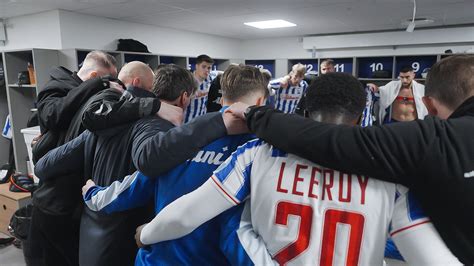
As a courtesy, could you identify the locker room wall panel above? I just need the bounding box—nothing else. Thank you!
[0,10,62,51]
[58,10,242,61]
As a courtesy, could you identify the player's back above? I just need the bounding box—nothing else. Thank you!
[248,141,402,265]
[138,134,255,265]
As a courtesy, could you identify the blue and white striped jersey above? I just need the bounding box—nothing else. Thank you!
[361,87,379,127]
[184,71,219,123]
[83,108,274,265]
[211,139,439,265]
[269,78,308,113]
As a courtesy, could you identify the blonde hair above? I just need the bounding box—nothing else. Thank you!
[221,65,267,102]
[81,51,117,73]
[291,63,306,76]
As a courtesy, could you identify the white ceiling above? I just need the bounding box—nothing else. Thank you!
[1,0,474,40]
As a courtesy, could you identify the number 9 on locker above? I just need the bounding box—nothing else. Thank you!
[395,56,437,79]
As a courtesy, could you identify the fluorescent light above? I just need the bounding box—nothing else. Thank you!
[244,20,296,29]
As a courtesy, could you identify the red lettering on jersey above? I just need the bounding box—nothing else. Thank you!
[322,169,334,201]
[308,167,321,199]
[339,172,352,203]
[292,164,308,196]
[276,162,288,194]
[320,210,365,265]
[357,175,369,205]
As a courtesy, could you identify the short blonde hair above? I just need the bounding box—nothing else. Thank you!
[221,65,267,102]
[291,63,306,77]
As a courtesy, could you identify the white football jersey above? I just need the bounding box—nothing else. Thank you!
[184,71,219,123]
[212,139,430,265]
[269,78,308,114]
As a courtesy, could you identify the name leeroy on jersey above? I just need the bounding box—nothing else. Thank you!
[276,162,369,205]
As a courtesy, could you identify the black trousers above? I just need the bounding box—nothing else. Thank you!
[26,206,80,266]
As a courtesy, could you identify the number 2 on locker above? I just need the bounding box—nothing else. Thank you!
[273,201,365,266]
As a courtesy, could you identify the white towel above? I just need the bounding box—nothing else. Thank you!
[378,80,428,122]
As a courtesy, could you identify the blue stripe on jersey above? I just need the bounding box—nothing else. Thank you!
[217,204,255,266]
[407,191,425,221]
[84,186,108,202]
[361,87,374,127]
[271,147,287,158]
[234,163,252,202]
[215,139,263,184]
[273,80,307,113]
[275,89,282,111]
[202,97,208,115]
[200,82,206,114]
[395,190,401,201]
[133,133,258,265]
[85,172,154,214]
[185,75,215,122]
[287,99,294,114]
[2,115,11,137]
[269,80,281,87]
[384,238,405,260]
[281,94,289,113]
[185,104,192,122]
[192,97,199,119]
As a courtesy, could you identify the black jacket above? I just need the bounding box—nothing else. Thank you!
[34,67,108,215]
[34,70,161,215]
[81,86,161,133]
[245,97,474,264]
[207,75,223,112]
[37,67,106,134]
[34,112,228,266]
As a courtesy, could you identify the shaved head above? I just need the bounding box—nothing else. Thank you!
[118,61,155,91]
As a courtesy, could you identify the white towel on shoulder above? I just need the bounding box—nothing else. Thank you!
[378,80,428,122]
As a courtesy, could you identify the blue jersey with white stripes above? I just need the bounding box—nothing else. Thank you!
[184,71,219,123]
[361,87,379,127]
[269,78,308,113]
[210,139,432,265]
[83,120,260,264]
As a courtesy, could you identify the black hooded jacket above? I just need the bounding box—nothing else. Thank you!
[34,67,161,215]
[34,67,108,215]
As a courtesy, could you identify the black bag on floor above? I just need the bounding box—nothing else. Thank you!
[8,204,33,241]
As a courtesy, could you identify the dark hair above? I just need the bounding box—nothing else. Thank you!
[306,72,366,120]
[220,65,267,102]
[400,65,414,73]
[425,54,474,109]
[153,64,197,101]
[196,54,214,65]
[320,59,335,66]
